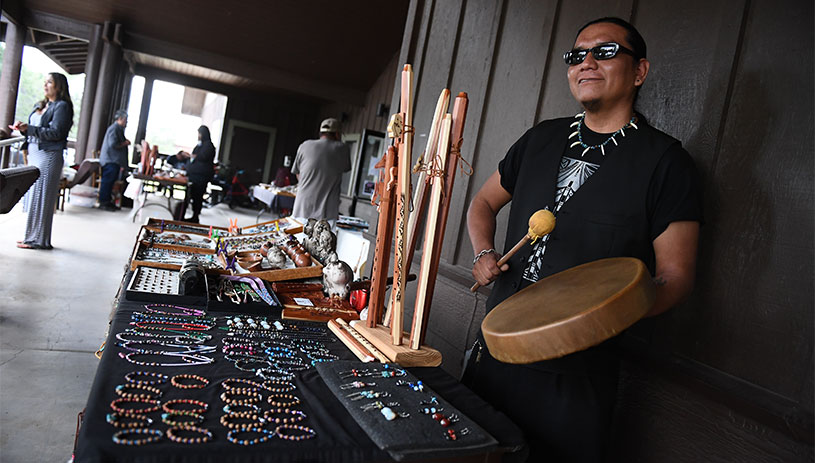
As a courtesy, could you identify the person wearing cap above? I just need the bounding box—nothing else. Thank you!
[291,118,351,222]
[98,109,131,211]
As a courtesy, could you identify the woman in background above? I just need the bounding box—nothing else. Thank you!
[178,125,215,223]
[9,72,74,249]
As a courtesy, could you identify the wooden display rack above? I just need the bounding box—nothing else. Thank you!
[216,252,323,283]
[350,323,441,367]
[272,282,360,323]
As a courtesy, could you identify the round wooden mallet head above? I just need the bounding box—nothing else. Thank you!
[481,257,655,363]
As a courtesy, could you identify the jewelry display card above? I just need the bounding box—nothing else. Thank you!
[316,360,497,461]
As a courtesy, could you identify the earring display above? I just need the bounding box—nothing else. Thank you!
[314,360,498,460]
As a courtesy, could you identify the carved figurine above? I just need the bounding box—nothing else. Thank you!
[265,247,287,269]
[322,252,354,299]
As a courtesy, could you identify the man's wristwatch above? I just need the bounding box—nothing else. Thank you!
[473,248,496,265]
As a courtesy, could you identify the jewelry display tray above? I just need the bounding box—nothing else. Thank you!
[205,275,283,316]
[315,360,497,461]
[124,266,209,306]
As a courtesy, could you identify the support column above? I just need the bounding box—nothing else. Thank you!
[0,17,25,130]
[75,23,103,161]
[133,77,153,154]
[85,22,121,157]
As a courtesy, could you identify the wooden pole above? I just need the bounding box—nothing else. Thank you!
[405,89,450,271]
[410,113,452,349]
[415,92,469,345]
[389,64,415,345]
[366,145,398,327]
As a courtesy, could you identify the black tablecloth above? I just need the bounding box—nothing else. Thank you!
[74,273,524,462]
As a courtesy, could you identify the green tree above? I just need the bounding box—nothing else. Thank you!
[0,43,84,139]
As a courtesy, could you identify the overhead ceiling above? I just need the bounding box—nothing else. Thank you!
[2,0,409,103]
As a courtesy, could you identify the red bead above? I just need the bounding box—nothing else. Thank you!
[447,428,455,435]
[432,413,443,421]
[440,418,450,427]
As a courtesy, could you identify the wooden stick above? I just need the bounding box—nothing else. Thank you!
[410,113,452,349]
[389,64,415,345]
[416,92,469,345]
[366,145,399,327]
[406,89,450,271]
[341,319,390,363]
[328,319,375,362]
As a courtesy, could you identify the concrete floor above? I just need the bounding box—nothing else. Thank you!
[0,198,264,462]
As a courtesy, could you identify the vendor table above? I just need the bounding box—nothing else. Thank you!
[253,185,296,221]
[129,174,188,223]
[74,272,524,462]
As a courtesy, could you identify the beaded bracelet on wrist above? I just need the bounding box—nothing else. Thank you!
[263,408,306,424]
[110,398,162,415]
[115,383,163,400]
[166,425,213,444]
[161,411,204,427]
[220,411,265,430]
[227,427,276,446]
[171,374,209,389]
[112,428,164,445]
[267,393,300,407]
[220,389,262,405]
[274,424,316,441]
[124,371,168,385]
[162,399,208,414]
[106,412,154,428]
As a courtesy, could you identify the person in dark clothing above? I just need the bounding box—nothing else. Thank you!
[465,18,702,462]
[98,109,131,211]
[178,125,216,223]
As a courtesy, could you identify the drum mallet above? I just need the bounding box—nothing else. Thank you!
[470,209,556,292]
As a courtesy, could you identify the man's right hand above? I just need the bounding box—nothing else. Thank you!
[472,251,509,287]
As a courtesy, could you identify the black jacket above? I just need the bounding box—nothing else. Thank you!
[26,100,73,152]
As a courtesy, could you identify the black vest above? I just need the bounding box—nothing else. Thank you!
[486,117,681,312]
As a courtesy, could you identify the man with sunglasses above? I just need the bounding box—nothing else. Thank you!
[465,17,702,462]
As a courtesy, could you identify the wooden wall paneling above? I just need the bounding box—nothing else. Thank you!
[450,0,559,266]
[390,0,434,118]
[440,0,506,265]
[668,0,814,403]
[624,0,750,352]
[612,361,814,461]
[536,0,633,122]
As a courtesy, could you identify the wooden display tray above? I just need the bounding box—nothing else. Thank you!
[145,218,228,236]
[272,282,360,323]
[217,252,324,283]
[129,240,228,274]
[350,322,442,367]
[137,226,217,255]
[239,217,303,235]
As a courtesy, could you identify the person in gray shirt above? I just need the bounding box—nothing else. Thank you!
[98,109,131,210]
[291,118,351,222]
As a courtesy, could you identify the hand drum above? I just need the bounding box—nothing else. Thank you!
[481,257,655,364]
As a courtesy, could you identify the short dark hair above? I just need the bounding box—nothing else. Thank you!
[577,17,646,60]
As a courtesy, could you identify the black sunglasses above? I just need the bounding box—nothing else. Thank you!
[563,42,636,66]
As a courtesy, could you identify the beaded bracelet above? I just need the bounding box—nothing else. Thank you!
[220,411,265,430]
[162,399,208,414]
[106,412,153,428]
[166,425,213,444]
[223,403,261,414]
[307,352,339,365]
[115,383,163,400]
[222,378,264,391]
[234,358,273,372]
[124,371,168,385]
[221,389,262,405]
[274,424,316,441]
[267,393,300,407]
[227,427,276,446]
[263,380,296,393]
[162,411,204,427]
[171,374,209,389]
[112,428,164,445]
[263,408,306,424]
[110,398,162,415]
[256,368,295,382]
[144,303,205,317]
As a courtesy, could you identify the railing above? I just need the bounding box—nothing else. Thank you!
[0,135,25,148]
[0,136,26,168]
